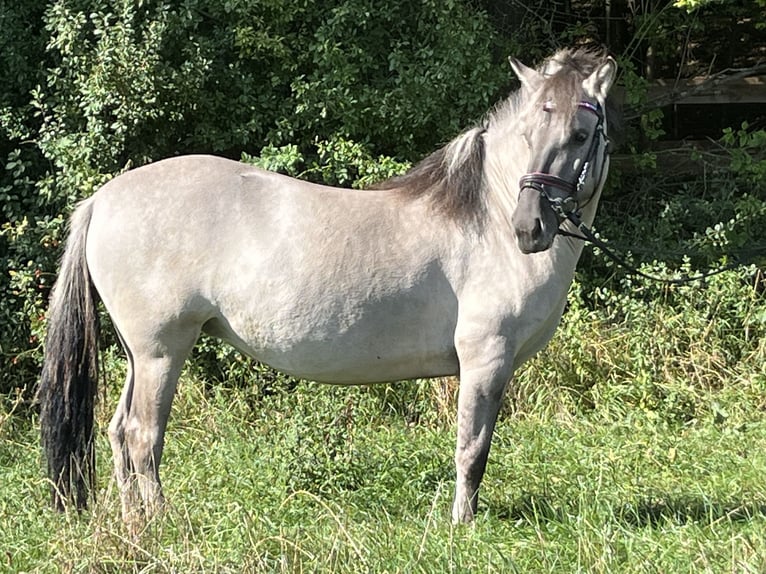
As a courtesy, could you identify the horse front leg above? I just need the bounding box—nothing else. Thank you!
[451,338,513,523]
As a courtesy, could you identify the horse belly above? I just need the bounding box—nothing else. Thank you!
[208,288,460,384]
[262,337,459,384]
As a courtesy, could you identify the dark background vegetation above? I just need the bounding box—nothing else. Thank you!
[1,0,765,416]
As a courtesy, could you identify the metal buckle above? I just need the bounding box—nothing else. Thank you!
[545,193,579,218]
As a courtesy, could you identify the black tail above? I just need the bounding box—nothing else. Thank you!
[39,199,99,510]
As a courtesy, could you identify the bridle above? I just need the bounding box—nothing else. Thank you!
[514,99,753,284]
[518,101,609,220]
[516,101,752,284]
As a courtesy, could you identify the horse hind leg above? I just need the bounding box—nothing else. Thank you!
[108,321,200,526]
[108,358,139,525]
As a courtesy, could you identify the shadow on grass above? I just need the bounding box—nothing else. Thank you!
[494,492,567,523]
[494,492,766,527]
[618,495,766,527]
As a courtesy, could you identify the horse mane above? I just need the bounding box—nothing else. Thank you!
[372,47,621,225]
[371,126,487,224]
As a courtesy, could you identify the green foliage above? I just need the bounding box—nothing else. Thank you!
[672,0,762,11]
[721,123,766,186]
[241,145,304,178]
[242,135,410,188]
[516,267,765,423]
[286,0,500,157]
[0,3,46,114]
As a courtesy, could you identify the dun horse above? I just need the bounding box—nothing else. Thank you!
[40,48,617,524]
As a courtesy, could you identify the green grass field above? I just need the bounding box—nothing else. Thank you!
[3,354,766,573]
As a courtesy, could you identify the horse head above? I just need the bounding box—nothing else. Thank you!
[510,51,617,254]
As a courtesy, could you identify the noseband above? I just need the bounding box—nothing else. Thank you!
[518,101,609,218]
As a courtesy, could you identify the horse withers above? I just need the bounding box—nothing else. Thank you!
[39,48,617,525]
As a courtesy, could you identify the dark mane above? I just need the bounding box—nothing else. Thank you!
[372,47,621,223]
[371,126,487,224]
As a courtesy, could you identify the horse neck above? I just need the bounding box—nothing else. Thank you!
[482,127,527,233]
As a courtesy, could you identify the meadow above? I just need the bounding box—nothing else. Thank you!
[3,263,766,573]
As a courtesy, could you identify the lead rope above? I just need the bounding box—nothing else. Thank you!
[559,211,748,285]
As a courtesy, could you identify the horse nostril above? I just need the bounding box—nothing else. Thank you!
[532,218,543,239]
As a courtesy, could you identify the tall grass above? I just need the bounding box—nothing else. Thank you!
[515,268,766,422]
[4,368,766,572]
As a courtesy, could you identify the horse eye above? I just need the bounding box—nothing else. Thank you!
[573,131,588,144]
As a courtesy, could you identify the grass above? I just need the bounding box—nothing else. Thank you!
[3,362,766,573]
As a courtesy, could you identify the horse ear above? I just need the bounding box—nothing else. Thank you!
[509,57,542,91]
[583,56,617,102]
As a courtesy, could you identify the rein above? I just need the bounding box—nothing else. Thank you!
[558,211,748,285]
[519,101,749,284]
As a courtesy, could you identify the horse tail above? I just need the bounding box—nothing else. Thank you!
[39,198,100,511]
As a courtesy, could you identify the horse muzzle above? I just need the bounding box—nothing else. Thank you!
[512,185,560,253]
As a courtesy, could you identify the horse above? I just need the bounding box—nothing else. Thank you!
[39,47,617,525]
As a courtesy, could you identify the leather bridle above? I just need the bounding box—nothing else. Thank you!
[518,101,609,219]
